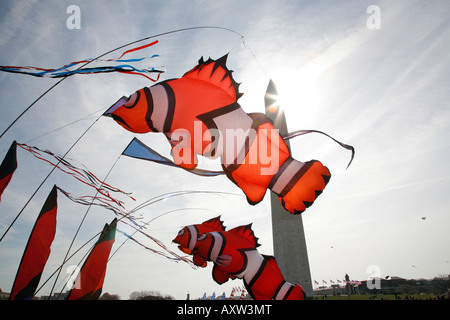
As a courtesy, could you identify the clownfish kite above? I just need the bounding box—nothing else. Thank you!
[173,216,226,267]
[173,217,305,300]
[106,54,352,215]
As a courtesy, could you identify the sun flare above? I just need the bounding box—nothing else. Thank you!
[273,62,325,128]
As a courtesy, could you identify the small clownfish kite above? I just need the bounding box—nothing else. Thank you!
[106,55,333,215]
[174,220,306,300]
[173,216,226,267]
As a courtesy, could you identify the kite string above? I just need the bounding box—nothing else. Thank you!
[240,37,270,80]
[128,190,243,215]
[22,107,105,145]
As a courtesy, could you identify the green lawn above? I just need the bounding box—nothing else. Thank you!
[313,293,443,300]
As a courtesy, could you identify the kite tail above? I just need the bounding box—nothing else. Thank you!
[115,229,196,267]
[56,186,125,216]
[56,186,143,229]
[0,40,163,80]
[118,219,197,268]
[282,129,355,169]
[0,62,164,81]
[16,142,134,206]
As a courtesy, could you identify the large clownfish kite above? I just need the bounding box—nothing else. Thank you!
[106,54,344,215]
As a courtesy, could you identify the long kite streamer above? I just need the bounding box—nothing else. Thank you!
[55,186,133,222]
[57,187,197,267]
[16,142,134,207]
[0,40,163,82]
[282,129,355,169]
[115,229,195,267]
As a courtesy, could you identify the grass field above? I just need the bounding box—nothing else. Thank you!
[313,293,447,300]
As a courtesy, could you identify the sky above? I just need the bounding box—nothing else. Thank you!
[0,0,450,300]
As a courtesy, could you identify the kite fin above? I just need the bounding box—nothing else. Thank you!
[182,54,243,102]
[216,254,232,267]
[201,216,226,231]
[177,246,192,255]
[228,224,260,248]
[212,265,231,284]
[274,159,331,214]
[193,254,207,268]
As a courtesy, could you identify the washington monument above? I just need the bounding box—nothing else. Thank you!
[264,79,313,297]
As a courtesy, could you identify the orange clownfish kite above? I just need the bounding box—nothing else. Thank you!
[173,218,305,300]
[172,216,225,267]
[106,55,331,215]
